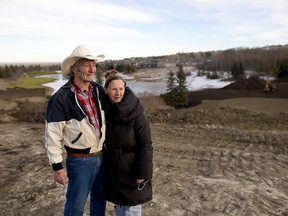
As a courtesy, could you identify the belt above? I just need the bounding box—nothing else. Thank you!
[67,151,102,158]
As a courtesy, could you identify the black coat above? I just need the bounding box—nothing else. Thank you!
[104,87,153,206]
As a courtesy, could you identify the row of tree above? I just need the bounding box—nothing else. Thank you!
[0,64,60,79]
[2,45,288,80]
[0,61,134,80]
[230,59,288,79]
[198,45,288,77]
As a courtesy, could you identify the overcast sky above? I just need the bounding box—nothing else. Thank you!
[1,0,287,63]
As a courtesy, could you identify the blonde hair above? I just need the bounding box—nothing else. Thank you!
[104,69,126,88]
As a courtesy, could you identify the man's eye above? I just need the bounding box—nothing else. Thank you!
[83,64,96,67]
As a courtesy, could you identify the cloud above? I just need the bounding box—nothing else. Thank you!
[1,0,288,62]
[176,0,288,46]
[0,0,159,38]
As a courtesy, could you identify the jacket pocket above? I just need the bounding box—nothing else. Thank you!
[117,152,136,174]
[71,132,83,144]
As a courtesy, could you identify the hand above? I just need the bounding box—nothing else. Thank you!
[54,169,68,188]
[136,179,145,184]
[136,179,149,190]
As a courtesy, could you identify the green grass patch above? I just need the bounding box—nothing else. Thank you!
[5,71,58,89]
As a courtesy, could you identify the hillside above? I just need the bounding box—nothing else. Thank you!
[0,76,288,215]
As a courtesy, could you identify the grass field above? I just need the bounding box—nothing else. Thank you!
[2,71,57,89]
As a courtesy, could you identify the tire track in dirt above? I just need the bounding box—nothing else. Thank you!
[0,107,288,215]
[147,122,288,216]
[0,123,66,216]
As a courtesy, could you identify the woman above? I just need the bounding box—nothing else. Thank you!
[103,70,153,216]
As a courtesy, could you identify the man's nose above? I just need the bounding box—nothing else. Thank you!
[88,64,96,71]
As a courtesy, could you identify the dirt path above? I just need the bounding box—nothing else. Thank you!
[148,122,288,215]
[0,92,288,215]
[0,114,287,215]
[193,97,288,115]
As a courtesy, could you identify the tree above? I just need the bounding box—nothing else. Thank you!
[104,61,115,71]
[161,64,188,108]
[162,71,177,106]
[0,67,3,78]
[166,71,176,92]
[173,64,189,108]
[96,71,103,85]
[231,62,244,79]
[277,59,288,78]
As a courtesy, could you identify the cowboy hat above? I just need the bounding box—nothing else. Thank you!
[61,45,105,75]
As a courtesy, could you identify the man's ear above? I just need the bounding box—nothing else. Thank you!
[71,64,79,74]
[70,65,75,73]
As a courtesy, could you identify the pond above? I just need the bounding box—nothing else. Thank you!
[40,72,232,96]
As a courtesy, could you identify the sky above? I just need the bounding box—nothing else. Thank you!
[1,0,288,63]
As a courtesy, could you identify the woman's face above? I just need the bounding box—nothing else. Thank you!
[105,79,125,104]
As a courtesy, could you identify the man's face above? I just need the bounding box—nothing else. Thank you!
[73,59,96,83]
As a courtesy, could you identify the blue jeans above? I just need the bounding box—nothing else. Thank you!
[115,205,141,216]
[64,153,106,216]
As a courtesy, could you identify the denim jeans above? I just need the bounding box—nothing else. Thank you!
[114,204,141,216]
[64,153,106,216]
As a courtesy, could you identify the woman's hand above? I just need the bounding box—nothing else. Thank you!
[136,179,145,184]
[136,179,149,190]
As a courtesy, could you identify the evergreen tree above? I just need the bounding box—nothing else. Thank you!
[239,62,244,75]
[277,59,288,78]
[174,64,188,108]
[161,64,188,108]
[163,71,177,106]
[4,65,10,78]
[0,66,3,78]
[231,62,244,79]
[104,61,115,70]
[166,71,176,92]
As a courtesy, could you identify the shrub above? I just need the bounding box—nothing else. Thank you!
[277,59,288,78]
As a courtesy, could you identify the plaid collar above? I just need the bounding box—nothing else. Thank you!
[72,79,93,94]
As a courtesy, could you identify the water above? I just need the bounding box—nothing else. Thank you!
[39,72,232,96]
[41,74,68,93]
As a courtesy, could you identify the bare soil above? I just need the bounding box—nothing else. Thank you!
[0,78,288,216]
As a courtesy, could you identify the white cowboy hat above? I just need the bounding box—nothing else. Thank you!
[61,45,105,75]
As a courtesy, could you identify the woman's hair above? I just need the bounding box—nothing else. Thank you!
[104,69,126,88]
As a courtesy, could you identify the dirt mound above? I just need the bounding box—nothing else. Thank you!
[223,76,265,90]
[147,106,288,130]
[187,77,288,107]
[1,78,288,125]
[0,97,48,123]
[1,86,288,215]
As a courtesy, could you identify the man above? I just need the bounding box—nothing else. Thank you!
[45,45,106,216]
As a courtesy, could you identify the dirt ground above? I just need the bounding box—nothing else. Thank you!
[0,78,288,216]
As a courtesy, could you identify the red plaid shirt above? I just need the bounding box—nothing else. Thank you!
[72,80,100,139]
